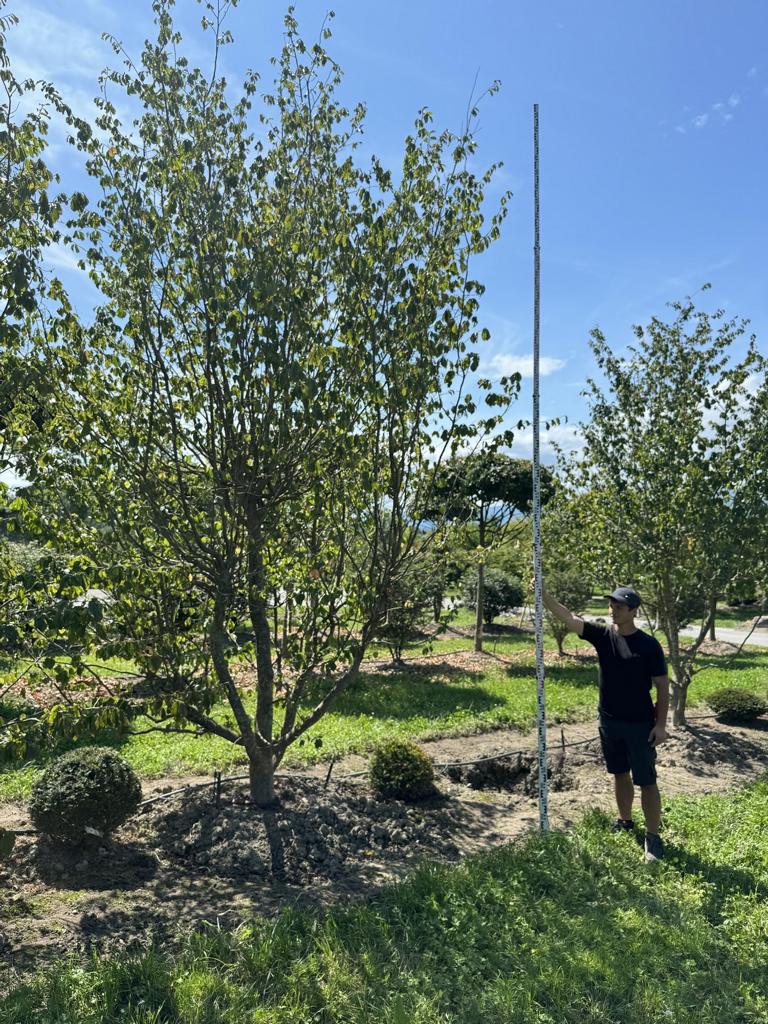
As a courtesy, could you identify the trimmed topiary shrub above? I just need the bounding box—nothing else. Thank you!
[369,739,435,801]
[29,746,142,845]
[707,688,768,723]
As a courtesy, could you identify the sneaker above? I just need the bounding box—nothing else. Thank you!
[644,832,664,862]
[611,818,634,833]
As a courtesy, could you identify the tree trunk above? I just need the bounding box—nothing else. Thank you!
[209,613,275,803]
[248,748,276,806]
[670,678,689,727]
[281,597,291,654]
[660,582,688,726]
[708,592,717,641]
[433,594,442,623]
[474,519,485,653]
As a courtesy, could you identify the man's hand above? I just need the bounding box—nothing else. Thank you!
[648,724,668,747]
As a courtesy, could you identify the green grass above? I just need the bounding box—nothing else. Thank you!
[0,645,599,802]
[2,620,767,804]
[3,778,767,1022]
[0,655,141,687]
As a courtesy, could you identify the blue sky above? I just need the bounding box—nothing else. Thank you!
[6,0,767,460]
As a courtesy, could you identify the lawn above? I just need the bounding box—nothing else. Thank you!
[3,778,767,1022]
[2,615,767,805]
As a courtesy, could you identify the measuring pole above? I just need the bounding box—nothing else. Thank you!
[532,103,549,831]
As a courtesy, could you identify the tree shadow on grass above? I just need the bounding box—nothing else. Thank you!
[696,649,768,673]
[305,669,506,723]
[499,659,598,690]
[663,839,768,912]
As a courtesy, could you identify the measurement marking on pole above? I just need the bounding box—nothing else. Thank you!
[532,102,549,831]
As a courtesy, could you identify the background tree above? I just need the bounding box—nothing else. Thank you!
[540,487,598,652]
[574,289,764,724]
[462,567,524,626]
[543,570,593,655]
[375,545,448,665]
[5,3,519,804]
[422,450,552,652]
[731,370,768,627]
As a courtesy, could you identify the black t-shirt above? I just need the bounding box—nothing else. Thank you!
[580,620,667,722]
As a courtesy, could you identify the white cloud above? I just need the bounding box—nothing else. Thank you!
[487,354,565,379]
[44,242,83,274]
[509,423,585,458]
[747,67,757,78]
[7,5,106,84]
[677,88,747,135]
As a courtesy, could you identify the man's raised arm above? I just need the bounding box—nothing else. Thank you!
[541,585,586,637]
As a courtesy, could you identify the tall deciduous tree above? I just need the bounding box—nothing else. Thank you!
[576,289,764,724]
[6,2,520,804]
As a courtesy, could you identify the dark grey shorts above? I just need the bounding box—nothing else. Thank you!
[598,716,657,787]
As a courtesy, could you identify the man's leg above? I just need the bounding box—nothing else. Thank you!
[640,784,661,835]
[614,771,634,821]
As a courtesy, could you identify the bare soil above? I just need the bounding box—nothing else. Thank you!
[2,656,768,992]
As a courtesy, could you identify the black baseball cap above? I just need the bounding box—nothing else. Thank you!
[604,586,641,609]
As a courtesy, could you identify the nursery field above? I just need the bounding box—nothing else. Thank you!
[2,621,768,803]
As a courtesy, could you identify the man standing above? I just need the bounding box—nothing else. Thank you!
[542,584,669,862]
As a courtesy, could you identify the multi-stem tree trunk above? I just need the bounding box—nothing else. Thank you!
[247,530,277,806]
[664,628,690,727]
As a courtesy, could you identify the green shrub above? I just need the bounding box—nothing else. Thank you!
[369,738,435,801]
[29,746,142,845]
[462,568,524,624]
[707,688,768,723]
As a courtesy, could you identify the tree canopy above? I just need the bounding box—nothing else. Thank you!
[572,288,764,723]
[0,2,520,803]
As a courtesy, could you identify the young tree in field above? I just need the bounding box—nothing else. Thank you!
[542,571,592,655]
[375,546,447,665]
[423,450,553,651]
[576,289,764,725]
[5,3,520,803]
